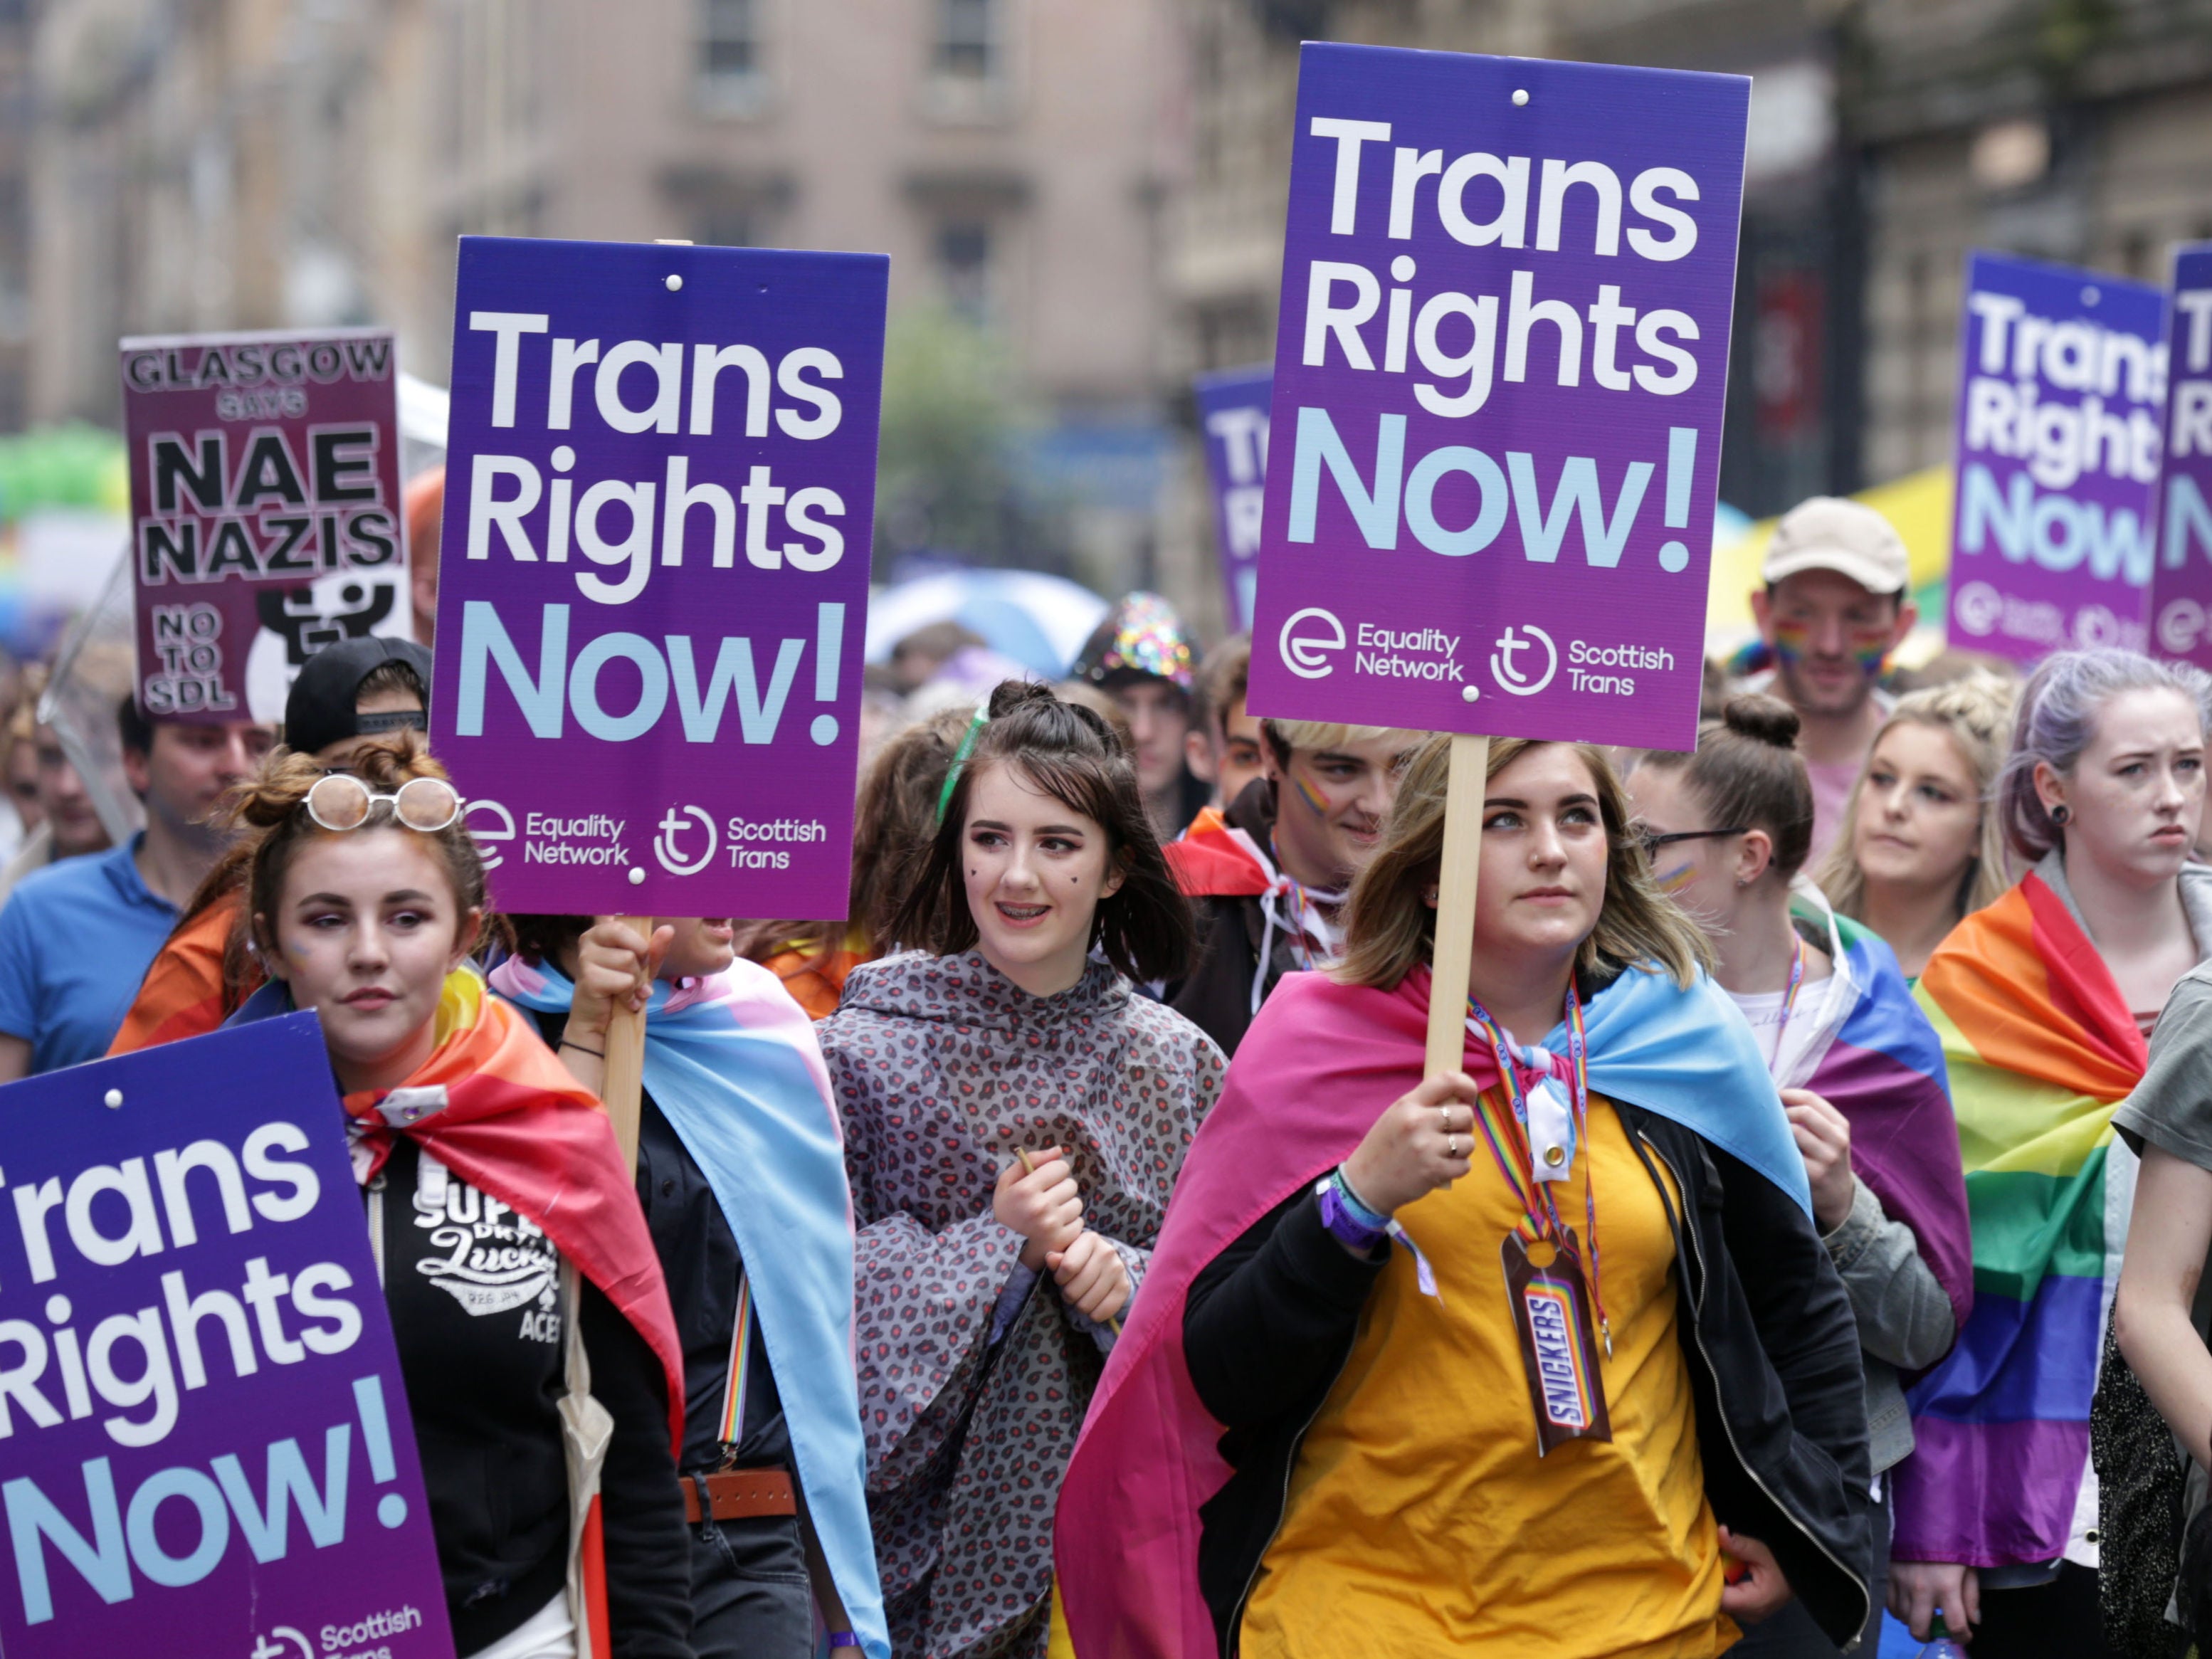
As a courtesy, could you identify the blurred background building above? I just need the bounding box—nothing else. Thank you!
[9,0,2212,641]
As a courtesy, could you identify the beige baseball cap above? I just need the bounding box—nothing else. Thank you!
[1761,497,1910,596]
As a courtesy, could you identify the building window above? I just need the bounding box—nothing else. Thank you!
[937,221,991,321]
[932,0,995,80]
[699,0,764,106]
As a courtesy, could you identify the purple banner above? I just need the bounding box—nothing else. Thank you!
[1194,365,1272,633]
[1944,251,2165,660]
[123,330,411,724]
[0,1015,451,1659]
[2148,244,2212,667]
[431,237,887,917]
[1244,45,1747,749]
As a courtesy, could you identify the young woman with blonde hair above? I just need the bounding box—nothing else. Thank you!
[1053,733,1873,1658]
[1813,674,2015,977]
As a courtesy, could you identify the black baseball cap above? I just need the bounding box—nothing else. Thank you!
[284,637,433,757]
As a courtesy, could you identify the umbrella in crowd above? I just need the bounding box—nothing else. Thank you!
[864,567,1110,678]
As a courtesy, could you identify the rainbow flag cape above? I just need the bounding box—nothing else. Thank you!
[1892,871,2147,1566]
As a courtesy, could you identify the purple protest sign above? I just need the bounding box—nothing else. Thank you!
[0,1014,451,1659]
[2148,244,2212,666]
[1244,45,1747,749]
[1944,252,2165,660]
[432,237,886,917]
[122,330,411,724]
[1195,365,1272,633]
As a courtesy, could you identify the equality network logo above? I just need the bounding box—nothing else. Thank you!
[654,804,717,875]
[1278,607,1347,678]
[1490,625,1558,696]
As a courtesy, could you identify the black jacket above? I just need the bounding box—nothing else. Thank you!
[1182,1103,1874,1655]
[1169,780,1305,1058]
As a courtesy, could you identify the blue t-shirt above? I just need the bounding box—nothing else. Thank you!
[0,836,179,1073]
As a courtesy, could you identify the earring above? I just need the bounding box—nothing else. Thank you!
[1423,885,1440,905]
[2051,804,2071,826]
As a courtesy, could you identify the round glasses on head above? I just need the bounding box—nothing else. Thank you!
[304,773,463,834]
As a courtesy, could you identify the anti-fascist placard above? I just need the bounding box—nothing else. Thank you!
[432,237,887,917]
[1945,252,2166,660]
[2147,244,2212,668]
[1245,45,1747,749]
[0,1015,451,1659]
[122,330,412,723]
[1194,366,1273,633]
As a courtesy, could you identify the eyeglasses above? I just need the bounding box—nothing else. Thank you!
[304,773,462,834]
[1636,826,1747,859]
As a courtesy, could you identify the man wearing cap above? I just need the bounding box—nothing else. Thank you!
[106,638,433,1055]
[0,697,275,1076]
[1747,497,1918,864]
[1070,591,1211,838]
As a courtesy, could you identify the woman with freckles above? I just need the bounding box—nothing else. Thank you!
[813,680,1221,1659]
[223,736,690,1659]
[1053,734,1873,1659]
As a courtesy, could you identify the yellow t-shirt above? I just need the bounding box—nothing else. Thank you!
[1240,1097,1734,1659]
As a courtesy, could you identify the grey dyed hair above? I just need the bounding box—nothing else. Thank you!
[1997,648,2212,862]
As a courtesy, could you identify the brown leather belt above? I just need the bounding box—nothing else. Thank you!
[681,1468,795,1524]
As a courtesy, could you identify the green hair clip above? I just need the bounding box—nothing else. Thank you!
[934,703,991,828]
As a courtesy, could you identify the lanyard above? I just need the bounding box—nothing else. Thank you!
[1764,937,1808,1081]
[1465,989,1610,1355]
[715,1268,754,1454]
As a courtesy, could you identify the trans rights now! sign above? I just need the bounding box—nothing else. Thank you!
[0,1016,450,1659]
[1245,45,1747,750]
[1195,365,1273,634]
[123,330,413,724]
[2148,244,2212,667]
[433,237,888,917]
[1945,252,2166,660]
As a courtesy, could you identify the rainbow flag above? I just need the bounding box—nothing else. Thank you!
[1893,872,2147,1566]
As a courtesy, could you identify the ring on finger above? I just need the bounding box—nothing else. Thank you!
[1437,1106,1450,1134]
[1446,1132,1459,1158]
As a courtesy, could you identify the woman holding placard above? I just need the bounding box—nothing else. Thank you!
[223,736,692,1659]
[1811,675,2016,979]
[490,914,885,1659]
[1628,696,1971,1657]
[816,680,1221,1659]
[1049,732,1873,1659]
[1885,648,2212,1658]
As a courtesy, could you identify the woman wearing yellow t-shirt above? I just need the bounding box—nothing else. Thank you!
[1050,737,1875,1658]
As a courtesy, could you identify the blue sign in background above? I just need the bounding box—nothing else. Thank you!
[1194,365,1273,633]
[433,236,888,917]
[0,1015,451,1658]
[2149,243,2212,668]
[1246,45,1748,750]
[1946,251,2166,660]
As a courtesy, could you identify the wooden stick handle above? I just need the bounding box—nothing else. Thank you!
[601,915,648,1174]
[1423,733,1491,1079]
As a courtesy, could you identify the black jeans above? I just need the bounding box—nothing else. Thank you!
[1732,1482,1892,1657]
[688,1509,813,1659]
[1972,1565,2117,1659]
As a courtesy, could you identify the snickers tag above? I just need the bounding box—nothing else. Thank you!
[1502,1228,1613,1455]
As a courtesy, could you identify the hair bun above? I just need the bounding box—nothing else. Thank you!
[1721,692,1801,749]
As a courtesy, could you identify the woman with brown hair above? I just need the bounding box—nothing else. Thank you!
[223,735,690,1659]
[816,679,1221,1658]
[1052,734,1873,1659]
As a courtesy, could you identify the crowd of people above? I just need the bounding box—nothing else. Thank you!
[9,485,2212,1659]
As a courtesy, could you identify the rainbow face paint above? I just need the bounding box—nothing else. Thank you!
[1655,860,1697,896]
[1291,769,1333,818]
[1771,616,1892,679]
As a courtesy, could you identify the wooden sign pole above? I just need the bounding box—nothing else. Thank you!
[1423,734,1492,1078]
[601,914,648,1174]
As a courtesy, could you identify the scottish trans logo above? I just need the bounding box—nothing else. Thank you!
[654,805,717,875]
[1490,625,1558,696]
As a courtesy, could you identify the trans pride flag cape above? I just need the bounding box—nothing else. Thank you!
[1892,871,2147,1566]
[1050,960,1804,1659]
[490,955,888,1659]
